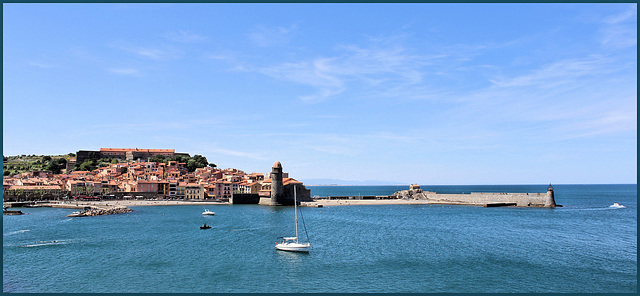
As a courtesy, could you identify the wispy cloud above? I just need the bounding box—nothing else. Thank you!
[443,51,636,143]
[92,121,188,132]
[560,108,637,139]
[488,55,613,88]
[307,144,355,155]
[603,4,637,25]
[113,44,181,60]
[599,4,637,49]
[248,24,297,47]
[164,30,207,43]
[259,60,345,102]
[201,146,268,160]
[28,61,55,68]
[251,33,530,103]
[256,39,443,102]
[108,68,140,75]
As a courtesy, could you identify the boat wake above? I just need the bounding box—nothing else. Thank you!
[20,240,71,248]
[231,226,273,232]
[4,229,30,236]
[559,207,626,211]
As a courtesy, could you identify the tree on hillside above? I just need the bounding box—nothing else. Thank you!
[187,159,197,172]
[209,163,217,168]
[176,154,209,172]
[78,160,96,172]
[46,158,67,174]
[43,156,52,162]
[150,154,168,164]
[171,155,188,163]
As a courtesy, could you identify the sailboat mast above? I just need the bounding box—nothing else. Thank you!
[294,185,299,243]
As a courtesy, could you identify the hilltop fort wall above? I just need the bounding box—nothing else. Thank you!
[76,148,189,163]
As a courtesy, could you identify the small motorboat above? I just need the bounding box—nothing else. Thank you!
[202,209,215,215]
[200,223,211,229]
[67,211,83,217]
[610,202,626,208]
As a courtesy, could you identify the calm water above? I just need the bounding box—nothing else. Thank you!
[3,184,636,293]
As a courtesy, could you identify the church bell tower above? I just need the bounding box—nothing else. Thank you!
[270,161,284,206]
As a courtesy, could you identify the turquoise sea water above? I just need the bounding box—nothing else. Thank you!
[3,184,636,293]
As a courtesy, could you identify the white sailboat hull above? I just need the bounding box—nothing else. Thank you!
[275,184,312,253]
[275,242,311,252]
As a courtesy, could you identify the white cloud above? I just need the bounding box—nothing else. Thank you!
[201,147,268,161]
[114,44,181,60]
[131,47,168,59]
[256,41,442,102]
[556,104,637,140]
[603,4,637,25]
[259,60,345,102]
[489,56,613,88]
[164,30,207,43]
[248,24,297,47]
[108,68,139,75]
[599,4,637,48]
[28,61,55,68]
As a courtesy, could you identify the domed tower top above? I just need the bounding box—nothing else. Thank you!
[547,184,554,191]
[273,161,282,169]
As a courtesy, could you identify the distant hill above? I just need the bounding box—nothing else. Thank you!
[300,179,405,186]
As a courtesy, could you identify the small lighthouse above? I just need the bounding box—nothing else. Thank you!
[545,184,556,208]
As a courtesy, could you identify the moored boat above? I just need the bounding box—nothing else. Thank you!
[275,237,311,252]
[67,211,84,217]
[275,185,311,253]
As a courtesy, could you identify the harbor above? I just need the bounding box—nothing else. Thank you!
[3,184,636,293]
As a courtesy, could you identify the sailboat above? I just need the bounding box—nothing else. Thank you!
[275,185,311,252]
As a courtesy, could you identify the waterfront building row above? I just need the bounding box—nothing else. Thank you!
[3,159,301,202]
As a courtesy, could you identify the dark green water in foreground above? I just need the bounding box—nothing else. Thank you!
[3,184,637,293]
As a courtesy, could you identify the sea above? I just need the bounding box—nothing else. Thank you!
[3,184,637,293]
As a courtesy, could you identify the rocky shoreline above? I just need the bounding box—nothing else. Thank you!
[68,206,133,217]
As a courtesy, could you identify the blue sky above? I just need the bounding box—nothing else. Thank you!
[3,3,637,185]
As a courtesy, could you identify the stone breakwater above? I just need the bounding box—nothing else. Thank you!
[392,187,557,208]
[68,206,133,217]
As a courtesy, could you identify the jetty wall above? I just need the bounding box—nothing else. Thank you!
[422,192,551,207]
[231,193,260,204]
[393,186,556,208]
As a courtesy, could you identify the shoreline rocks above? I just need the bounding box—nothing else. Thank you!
[3,210,24,215]
[67,206,133,217]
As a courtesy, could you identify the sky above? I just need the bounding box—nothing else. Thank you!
[2,3,637,185]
